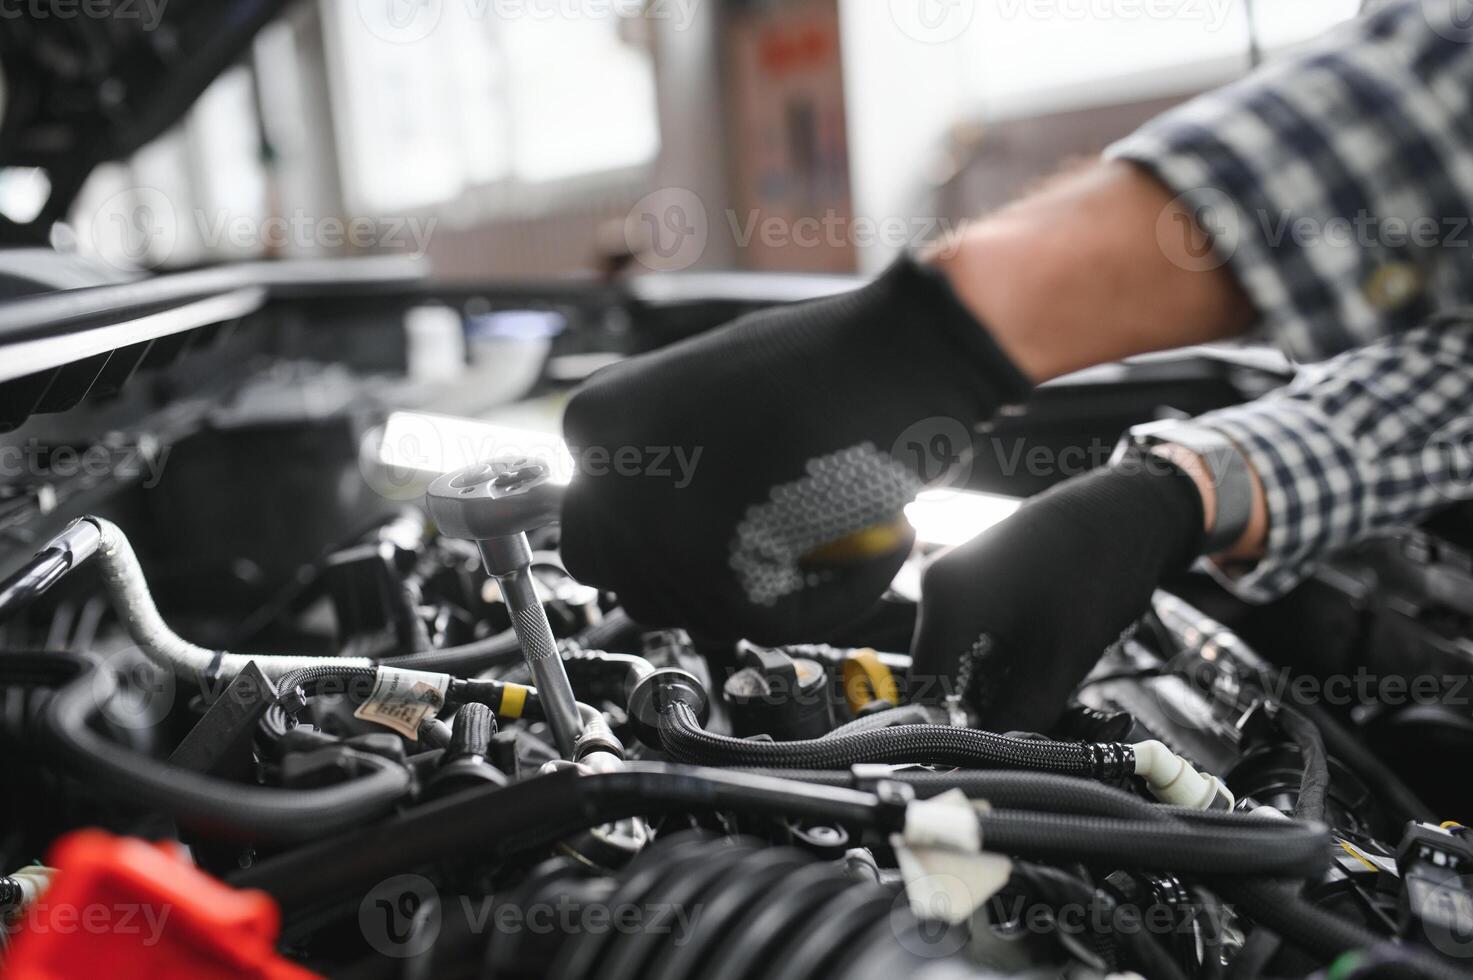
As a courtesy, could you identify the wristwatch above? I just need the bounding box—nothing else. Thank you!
[1114,420,1254,554]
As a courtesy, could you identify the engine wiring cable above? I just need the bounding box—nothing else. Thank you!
[40,654,414,842]
[747,767,1461,979]
[657,700,1136,777]
[229,761,1330,913]
[1151,591,1433,826]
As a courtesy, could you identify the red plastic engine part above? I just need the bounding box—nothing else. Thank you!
[4,830,319,979]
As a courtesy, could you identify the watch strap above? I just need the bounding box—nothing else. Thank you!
[1119,421,1253,554]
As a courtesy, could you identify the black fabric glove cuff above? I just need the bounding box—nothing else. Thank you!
[865,254,1034,413]
[1076,446,1209,570]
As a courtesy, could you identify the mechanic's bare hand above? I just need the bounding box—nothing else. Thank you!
[909,449,1206,734]
[559,256,1031,642]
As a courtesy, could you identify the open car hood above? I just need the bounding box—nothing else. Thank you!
[0,0,296,242]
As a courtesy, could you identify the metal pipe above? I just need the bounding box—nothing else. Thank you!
[0,519,101,623]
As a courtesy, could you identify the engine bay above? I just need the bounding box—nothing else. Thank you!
[0,261,1467,980]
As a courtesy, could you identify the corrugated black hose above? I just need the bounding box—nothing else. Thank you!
[448,702,495,759]
[1277,706,1330,823]
[657,700,1134,777]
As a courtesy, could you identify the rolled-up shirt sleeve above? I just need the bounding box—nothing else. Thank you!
[1190,319,1473,601]
[1108,0,1473,361]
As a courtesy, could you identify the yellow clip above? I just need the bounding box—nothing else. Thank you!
[499,683,528,720]
[843,649,899,715]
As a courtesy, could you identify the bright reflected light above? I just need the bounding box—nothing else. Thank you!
[376,410,573,480]
[0,168,50,225]
[905,489,1021,547]
[370,411,1021,547]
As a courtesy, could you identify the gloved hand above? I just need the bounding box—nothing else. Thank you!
[908,449,1206,734]
[560,255,1031,642]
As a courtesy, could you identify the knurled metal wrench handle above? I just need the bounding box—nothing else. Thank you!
[427,456,583,758]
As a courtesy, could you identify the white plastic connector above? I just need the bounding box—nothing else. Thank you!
[1131,740,1235,810]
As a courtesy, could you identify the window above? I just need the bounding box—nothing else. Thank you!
[839,0,1361,272]
[959,0,1363,113]
[325,0,660,214]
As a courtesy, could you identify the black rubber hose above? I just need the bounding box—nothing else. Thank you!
[658,701,1134,777]
[576,608,639,651]
[379,610,642,677]
[744,770,1454,977]
[1225,927,1281,980]
[1277,706,1329,824]
[44,659,414,842]
[734,767,1332,845]
[232,764,891,911]
[562,647,654,704]
[379,629,524,675]
[975,809,1325,878]
[729,767,1236,819]
[1211,880,1466,980]
[231,761,1328,916]
[1225,707,1331,972]
[1297,700,1433,826]
[0,649,97,688]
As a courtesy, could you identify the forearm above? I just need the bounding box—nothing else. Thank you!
[924,161,1255,383]
[1108,0,1473,359]
[932,0,1473,374]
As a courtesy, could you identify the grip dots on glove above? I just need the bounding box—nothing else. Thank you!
[728,443,922,606]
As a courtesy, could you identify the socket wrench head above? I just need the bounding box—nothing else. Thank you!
[426,456,565,543]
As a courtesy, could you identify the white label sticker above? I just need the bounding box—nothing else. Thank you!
[352,668,451,740]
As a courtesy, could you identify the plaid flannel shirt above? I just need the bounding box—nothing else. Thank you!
[1106,0,1473,601]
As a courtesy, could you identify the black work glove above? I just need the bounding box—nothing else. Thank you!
[560,255,1031,642]
[908,449,1206,734]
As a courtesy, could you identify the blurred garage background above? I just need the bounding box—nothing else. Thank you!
[1,0,1360,282]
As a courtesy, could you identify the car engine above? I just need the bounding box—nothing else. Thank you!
[0,257,1470,980]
